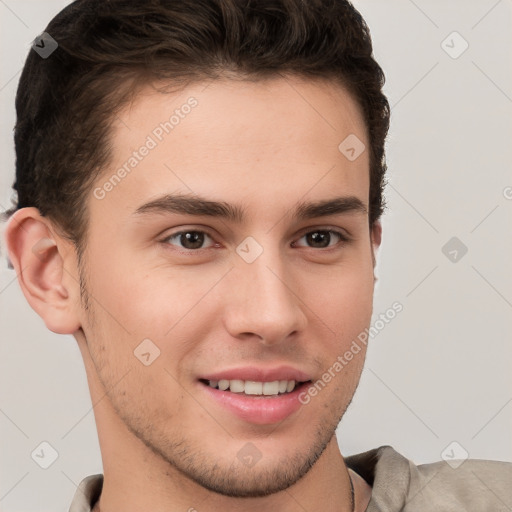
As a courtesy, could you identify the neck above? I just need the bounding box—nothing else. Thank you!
[93,468,374,512]
[94,427,356,512]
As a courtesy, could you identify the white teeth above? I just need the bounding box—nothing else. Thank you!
[229,379,245,393]
[263,381,279,395]
[245,381,263,395]
[218,379,229,391]
[207,379,299,395]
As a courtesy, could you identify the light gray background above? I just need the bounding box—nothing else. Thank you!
[1,1,511,511]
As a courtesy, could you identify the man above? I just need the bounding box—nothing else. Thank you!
[3,0,511,511]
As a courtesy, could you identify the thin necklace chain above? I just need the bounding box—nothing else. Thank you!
[349,470,355,512]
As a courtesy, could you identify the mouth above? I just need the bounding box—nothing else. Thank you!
[199,378,312,397]
[198,378,313,425]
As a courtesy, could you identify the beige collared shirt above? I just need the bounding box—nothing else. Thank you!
[68,445,512,511]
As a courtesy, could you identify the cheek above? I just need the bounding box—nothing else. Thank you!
[83,255,219,389]
[86,256,180,340]
[313,257,374,324]
[310,257,375,367]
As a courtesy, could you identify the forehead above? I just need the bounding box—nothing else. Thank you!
[116,75,367,148]
[90,75,370,222]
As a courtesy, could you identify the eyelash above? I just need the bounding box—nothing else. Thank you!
[160,228,351,253]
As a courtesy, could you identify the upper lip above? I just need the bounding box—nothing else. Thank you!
[200,366,312,383]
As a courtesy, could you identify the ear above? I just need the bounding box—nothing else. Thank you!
[4,207,82,334]
[370,219,382,273]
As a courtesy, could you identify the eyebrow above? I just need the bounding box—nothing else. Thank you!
[132,193,367,222]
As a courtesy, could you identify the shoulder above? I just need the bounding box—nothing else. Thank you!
[345,445,512,511]
[68,474,103,512]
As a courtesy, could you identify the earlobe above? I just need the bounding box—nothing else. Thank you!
[4,207,82,335]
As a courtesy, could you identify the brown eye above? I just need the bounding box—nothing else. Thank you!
[294,230,348,249]
[164,231,213,250]
[306,231,331,248]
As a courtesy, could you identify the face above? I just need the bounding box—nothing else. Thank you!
[76,76,379,497]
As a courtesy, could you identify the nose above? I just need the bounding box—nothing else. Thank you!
[223,247,308,345]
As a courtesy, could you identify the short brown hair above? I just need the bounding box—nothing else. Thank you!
[3,0,390,258]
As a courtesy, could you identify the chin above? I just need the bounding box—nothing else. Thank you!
[184,450,321,498]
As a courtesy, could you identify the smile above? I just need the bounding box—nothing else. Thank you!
[202,378,308,396]
[198,379,313,424]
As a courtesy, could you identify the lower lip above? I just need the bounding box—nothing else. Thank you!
[199,381,311,425]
